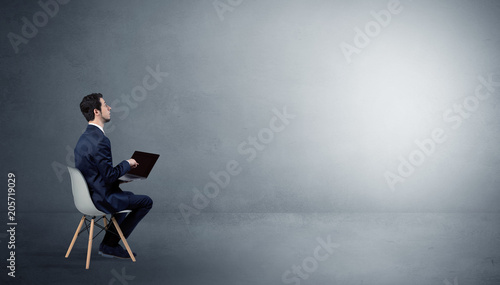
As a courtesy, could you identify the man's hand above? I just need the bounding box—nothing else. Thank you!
[127,158,139,169]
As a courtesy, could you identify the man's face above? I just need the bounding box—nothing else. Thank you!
[98,97,111,122]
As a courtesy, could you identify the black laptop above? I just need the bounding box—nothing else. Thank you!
[119,151,160,181]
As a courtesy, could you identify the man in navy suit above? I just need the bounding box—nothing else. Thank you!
[74,93,153,259]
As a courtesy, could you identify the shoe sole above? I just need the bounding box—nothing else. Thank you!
[98,251,132,259]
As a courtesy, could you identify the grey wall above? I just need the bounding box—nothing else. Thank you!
[2,0,500,217]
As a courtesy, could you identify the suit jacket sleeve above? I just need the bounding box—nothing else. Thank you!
[94,136,131,184]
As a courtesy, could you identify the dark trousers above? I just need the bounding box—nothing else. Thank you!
[102,193,153,246]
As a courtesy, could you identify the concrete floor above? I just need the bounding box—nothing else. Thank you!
[2,212,500,284]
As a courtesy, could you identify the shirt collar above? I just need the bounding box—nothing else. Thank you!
[88,123,105,135]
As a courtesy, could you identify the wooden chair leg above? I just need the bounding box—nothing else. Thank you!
[65,216,86,258]
[85,218,95,269]
[103,216,108,229]
[111,217,136,262]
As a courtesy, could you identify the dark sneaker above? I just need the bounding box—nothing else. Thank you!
[99,243,137,259]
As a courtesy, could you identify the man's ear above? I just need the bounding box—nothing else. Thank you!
[93,108,101,117]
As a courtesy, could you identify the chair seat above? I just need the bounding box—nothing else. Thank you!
[117,210,132,214]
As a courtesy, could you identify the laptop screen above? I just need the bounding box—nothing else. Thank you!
[127,151,160,178]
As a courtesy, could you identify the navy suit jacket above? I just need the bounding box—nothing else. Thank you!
[74,125,131,214]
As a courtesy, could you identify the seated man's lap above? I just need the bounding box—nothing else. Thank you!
[125,192,153,211]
